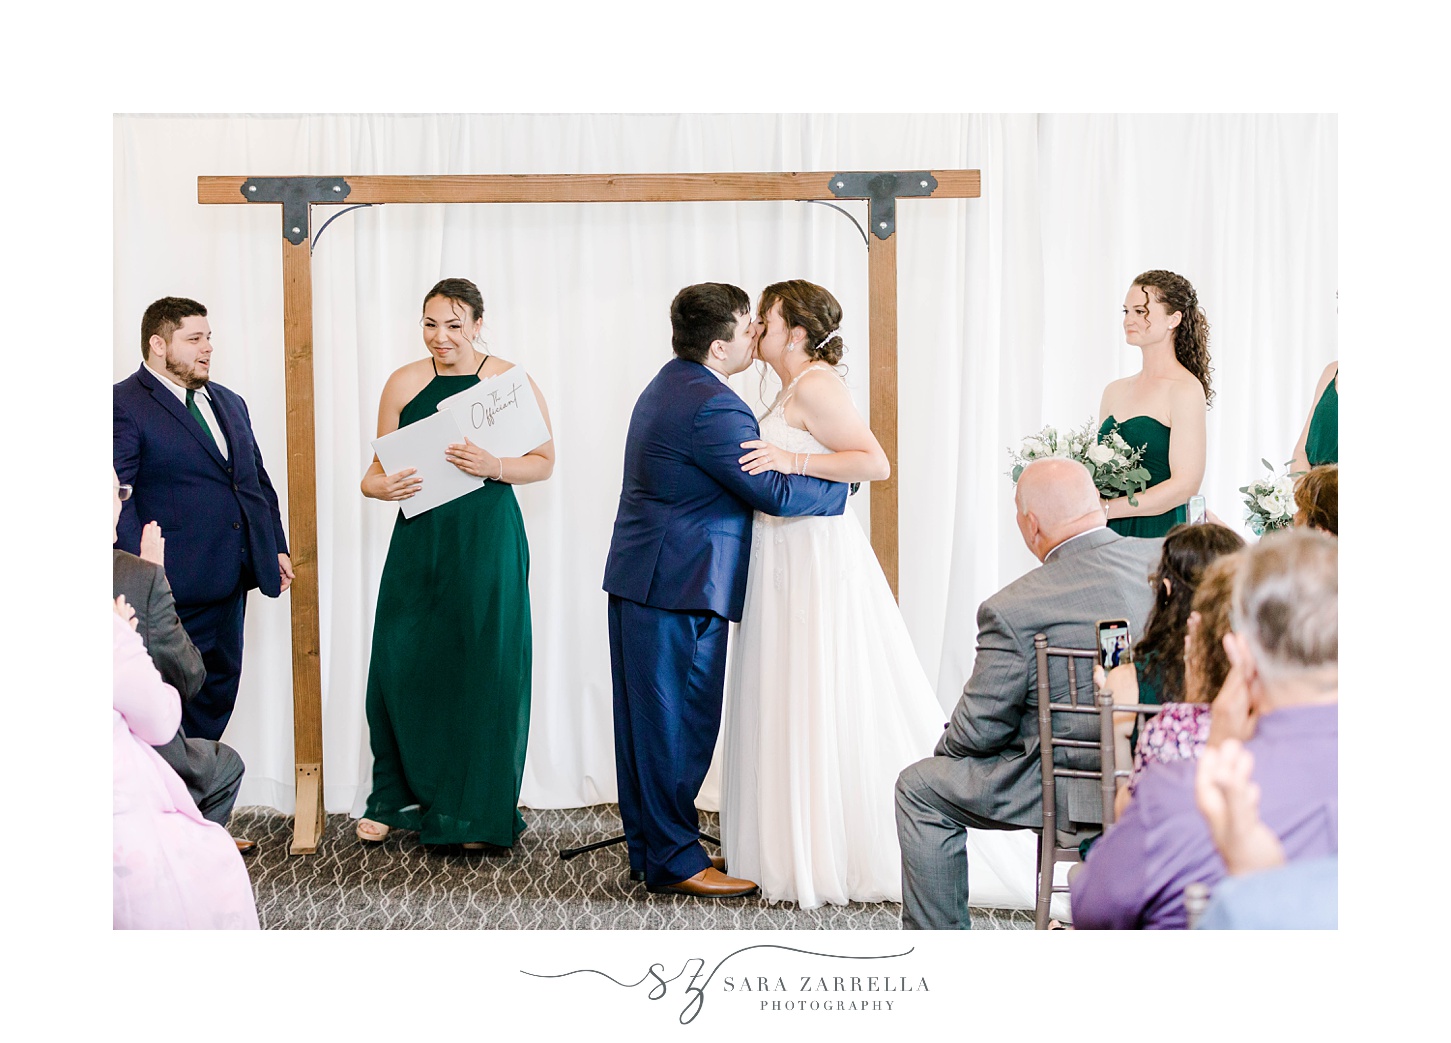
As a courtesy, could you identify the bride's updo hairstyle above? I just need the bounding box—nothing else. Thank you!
[1131,269,1214,407]
[423,277,486,338]
[759,280,846,367]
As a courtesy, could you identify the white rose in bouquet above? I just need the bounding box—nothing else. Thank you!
[1086,442,1116,465]
[1241,459,1297,536]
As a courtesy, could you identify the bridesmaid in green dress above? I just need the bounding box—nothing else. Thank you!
[1292,361,1338,472]
[355,278,555,851]
[1098,270,1212,538]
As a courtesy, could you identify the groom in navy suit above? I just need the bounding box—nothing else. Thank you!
[603,283,848,897]
[114,297,292,742]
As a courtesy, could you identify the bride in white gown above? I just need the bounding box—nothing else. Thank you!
[718,280,947,908]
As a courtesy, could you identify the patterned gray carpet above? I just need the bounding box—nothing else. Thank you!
[231,805,1034,930]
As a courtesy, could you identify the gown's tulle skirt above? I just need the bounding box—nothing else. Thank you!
[719,508,945,907]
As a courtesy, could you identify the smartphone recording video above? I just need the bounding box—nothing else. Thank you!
[1096,618,1131,669]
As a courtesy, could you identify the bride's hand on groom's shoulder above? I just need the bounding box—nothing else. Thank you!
[739,439,793,476]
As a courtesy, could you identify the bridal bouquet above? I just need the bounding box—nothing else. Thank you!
[1007,418,1152,506]
[1240,459,1298,536]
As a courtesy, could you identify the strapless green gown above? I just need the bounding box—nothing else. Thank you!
[1305,370,1337,467]
[363,375,532,846]
[1100,415,1188,539]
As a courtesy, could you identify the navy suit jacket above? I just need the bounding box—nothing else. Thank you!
[603,358,847,622]
[114,364,289,606]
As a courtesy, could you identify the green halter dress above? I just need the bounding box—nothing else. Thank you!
[363,366,532,847]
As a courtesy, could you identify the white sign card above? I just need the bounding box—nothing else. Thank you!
[435,366,552,459]
[370,408,483,519]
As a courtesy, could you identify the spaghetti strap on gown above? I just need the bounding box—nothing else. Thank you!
[719,365,945,907]
[363,368,532,846]
[1100,415,1187,538]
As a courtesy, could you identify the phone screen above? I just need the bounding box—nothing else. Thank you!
[1188,495,1207,524]
[1096,619,1131,669]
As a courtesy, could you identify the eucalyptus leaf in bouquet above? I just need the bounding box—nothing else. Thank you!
[1007,418,1152,505]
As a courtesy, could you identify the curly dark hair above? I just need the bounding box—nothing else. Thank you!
[758,280,845,367]
[1132,269,1214,408]
[1294,464,1338,535]
[1134,522,1245,699]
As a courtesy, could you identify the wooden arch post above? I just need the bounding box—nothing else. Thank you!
[199,169,981,854]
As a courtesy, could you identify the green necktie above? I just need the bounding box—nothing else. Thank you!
[185,388,219,450]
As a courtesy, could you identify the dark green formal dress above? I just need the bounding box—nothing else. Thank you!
[363,374,532,846]
[1100,415,1188,538]
[1305,369,1338,467]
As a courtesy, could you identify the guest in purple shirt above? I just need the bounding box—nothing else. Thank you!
[1070,528,1338,929]
[1192,739,1337,929]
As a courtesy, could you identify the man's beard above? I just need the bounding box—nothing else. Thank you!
[165,355,209,390]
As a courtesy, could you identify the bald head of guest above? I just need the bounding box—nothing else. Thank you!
[1014,457,1107,562]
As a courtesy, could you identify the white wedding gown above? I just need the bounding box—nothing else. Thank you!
[718,367,947,908]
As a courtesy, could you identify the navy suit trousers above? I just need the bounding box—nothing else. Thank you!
[608,594,726,887]
[176,570,250,742]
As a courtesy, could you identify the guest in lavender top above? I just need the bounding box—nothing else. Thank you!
[1070,528,1338,930]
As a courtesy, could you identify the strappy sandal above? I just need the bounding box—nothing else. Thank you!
[356,818,390,843]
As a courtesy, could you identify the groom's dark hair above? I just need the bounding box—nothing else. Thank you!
[670,283,751,363]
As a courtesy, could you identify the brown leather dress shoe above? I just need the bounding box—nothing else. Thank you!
[630,854,725,884]
[646,867,758,898]
[234,838,257,856]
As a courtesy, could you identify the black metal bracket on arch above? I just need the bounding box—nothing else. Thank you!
[237,177,354,245]
[828,171,939,240]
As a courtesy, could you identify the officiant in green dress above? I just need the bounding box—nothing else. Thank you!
[354,278,555,851]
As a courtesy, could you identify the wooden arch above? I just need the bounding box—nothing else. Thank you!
[199,169,982,853]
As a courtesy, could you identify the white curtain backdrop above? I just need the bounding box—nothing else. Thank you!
[113,113,1335,910]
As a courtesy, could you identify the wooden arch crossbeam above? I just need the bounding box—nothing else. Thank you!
[198,169,982,854]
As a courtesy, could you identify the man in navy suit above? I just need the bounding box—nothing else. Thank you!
[603,283,848,898]
[114,297,293,742]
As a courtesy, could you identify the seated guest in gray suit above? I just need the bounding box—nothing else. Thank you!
[1071,528,1337,929]
[894,458,1161,929]
[112,469,250,851]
